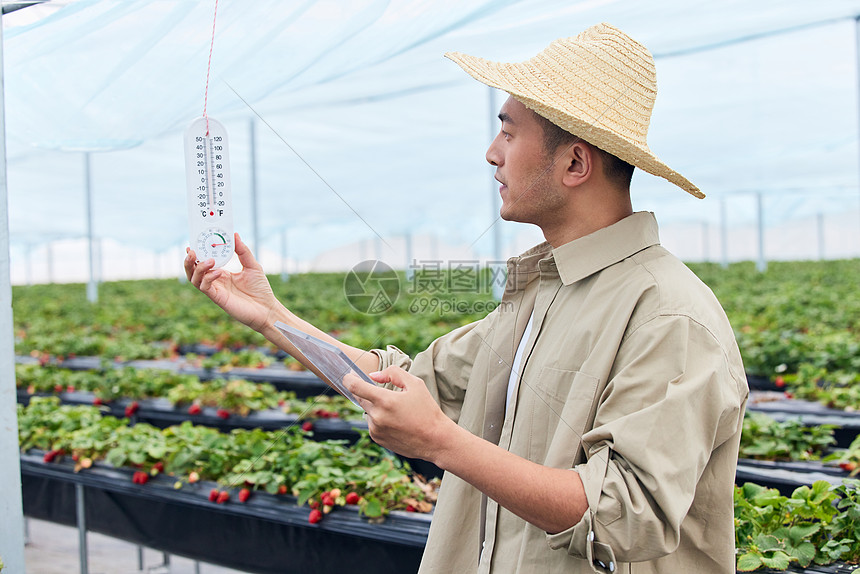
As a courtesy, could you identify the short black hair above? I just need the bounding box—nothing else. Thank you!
[534,111,634,190]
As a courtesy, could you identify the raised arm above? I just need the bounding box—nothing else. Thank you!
[184,232,380,381]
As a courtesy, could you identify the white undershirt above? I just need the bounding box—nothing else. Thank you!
[506,311,535,414]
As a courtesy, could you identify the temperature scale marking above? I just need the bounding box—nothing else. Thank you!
[184,116,234,268]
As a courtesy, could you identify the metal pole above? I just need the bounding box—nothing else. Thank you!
[817,212,825,260]
[249,119,259,255]
[47,241,53,283]
[0,11,26,572]
[75,483,89,574]
[489,87,505,300]
[84,152,98,302]
[25,242,31,285]
[856,17,860,249]
[280,228,289,282]
[720,197,728,269]
[756,192,767,273]
[405,231,414,281]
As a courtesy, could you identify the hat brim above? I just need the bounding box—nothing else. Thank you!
[445,51,704,199]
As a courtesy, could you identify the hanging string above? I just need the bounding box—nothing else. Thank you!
[202,0,220,136]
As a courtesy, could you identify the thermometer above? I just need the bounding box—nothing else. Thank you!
[184,116,234,268]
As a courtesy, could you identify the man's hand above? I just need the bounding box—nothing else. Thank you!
[343,366,457,463]
[184,233,279,333]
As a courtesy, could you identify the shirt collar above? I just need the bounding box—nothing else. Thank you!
[551,211,661,285]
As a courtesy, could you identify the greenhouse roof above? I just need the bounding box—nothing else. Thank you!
[3,0,860,262]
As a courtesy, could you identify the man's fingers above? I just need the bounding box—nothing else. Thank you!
[192,258,216,289]
[343,373,386,404]
[198,265,222,293]
[184,248,198,281]
[369,366,411,390]
[234,233,261,271]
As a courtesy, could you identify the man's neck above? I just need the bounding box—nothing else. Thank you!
[542,201,633,247]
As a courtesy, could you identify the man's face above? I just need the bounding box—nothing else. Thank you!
[485,96,566,226]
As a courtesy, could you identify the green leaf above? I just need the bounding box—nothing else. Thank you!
[362,497,383,518]
[736,552,763,571]
[753,534,783,552]
[786,541,815,568]
[788,523,820,542]
[760,550,792,570]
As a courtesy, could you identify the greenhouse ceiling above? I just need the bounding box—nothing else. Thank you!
[3,0,860,262]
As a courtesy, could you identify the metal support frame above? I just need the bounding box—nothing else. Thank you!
[756,192,767,273]
[817,212,825,260]
[280,228,289,282]
[720,197,728,268]
[404,231,413,281]
[249,118,259,256]
[84,152,98,302]
[75,483,89,574]
[0,9,26,572]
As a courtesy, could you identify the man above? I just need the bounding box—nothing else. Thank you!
[186,23,747,573]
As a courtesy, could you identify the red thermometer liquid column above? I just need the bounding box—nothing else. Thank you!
[184,116,234,268]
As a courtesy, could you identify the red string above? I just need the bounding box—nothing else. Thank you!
[202,0,219,136]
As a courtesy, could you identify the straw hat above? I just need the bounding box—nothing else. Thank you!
[445,22,703,199]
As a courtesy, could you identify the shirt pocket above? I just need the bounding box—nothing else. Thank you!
[527,367,600,467]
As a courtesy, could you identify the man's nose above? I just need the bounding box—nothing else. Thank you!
[486,133,502,166]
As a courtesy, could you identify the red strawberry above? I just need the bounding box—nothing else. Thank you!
[125,401,140,417]
[345,492,360,505]
[774,376,785,388]
[66,385,75,393]
[188,471,200,484]
[43,450,57,463]
[277,485,288,495]
[54,384,64,393]
[301,421,313,432]
[216,491,230,504]
[784,391,794,400]
[93,397,103,406]
[216,409,230,420]
[406,504,416,512]
[322,494,335,507]
[134,471,149,485]
[840,462,857,472]
[308,509,323,524]
[209,488,219,502]
[309,500,319,510]
[151,461,164,475]
[238,488,251,503]
[188,404,202,416]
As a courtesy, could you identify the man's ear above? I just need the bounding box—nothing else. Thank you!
[561,140,593,188]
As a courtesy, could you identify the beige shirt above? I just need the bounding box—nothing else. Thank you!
[374,212,748,574]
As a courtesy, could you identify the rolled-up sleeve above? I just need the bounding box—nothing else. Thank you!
[372,313,496,424]
[548,313,745,564]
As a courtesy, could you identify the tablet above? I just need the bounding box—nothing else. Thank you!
[273,321,376,408]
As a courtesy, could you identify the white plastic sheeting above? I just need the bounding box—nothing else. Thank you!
[4,0,860,268]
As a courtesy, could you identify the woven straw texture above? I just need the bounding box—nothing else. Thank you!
[446,22,703,198]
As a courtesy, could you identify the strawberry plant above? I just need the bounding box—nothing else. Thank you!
[779,364,860,411]
[734,481,840,571]
[740,412,836,461]
[18,398,437,519]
